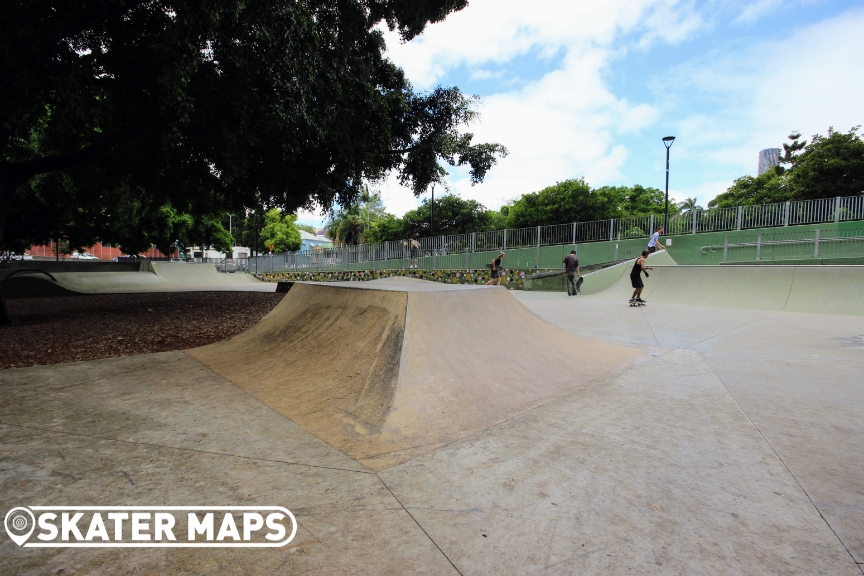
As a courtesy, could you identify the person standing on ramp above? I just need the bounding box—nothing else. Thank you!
[404,237,421,269]
[486,252,506,286]
[562,250,581,296]
[647,226,665,253]
[630,249,653,305]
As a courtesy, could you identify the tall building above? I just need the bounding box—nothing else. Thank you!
[758,148,781,175]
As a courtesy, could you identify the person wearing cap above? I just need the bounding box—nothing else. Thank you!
[486,252,506,286]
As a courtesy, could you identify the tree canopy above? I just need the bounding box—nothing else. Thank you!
[0,0,506,254]
[260,209,302,253]
[505,180,671,229]
[709,126,864,208]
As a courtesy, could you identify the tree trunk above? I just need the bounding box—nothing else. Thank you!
[0,288,12,326]
[0,184,13,325]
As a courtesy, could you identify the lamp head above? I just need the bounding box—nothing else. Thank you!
[662,136,676,149]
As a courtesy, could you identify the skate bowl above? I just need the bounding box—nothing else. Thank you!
[591,263,864,315]
[186,278,642,471]
[1,262,271,297]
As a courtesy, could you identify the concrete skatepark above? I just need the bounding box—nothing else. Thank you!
[1,258,863,574]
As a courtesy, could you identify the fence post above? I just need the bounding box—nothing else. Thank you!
[535,226,540,269]
[649,214,654,235]
[784,201,790,227]
[736,206,742,231]
[572,222,577,246]
[835,196,841,223]
[756,234,761,261]
[609,219,614,242]
[503,229,508,252]
[723,235,728,262]
[692,210,698,234]
[814,229,820,258]
[472,232,476,253]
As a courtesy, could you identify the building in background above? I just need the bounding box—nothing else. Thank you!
[300,230,333,251]
[758,148,781,175]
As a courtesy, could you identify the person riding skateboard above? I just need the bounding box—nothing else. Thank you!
[562,250,581,296]
[486,252,505,286]
[630,249,653,303]
[647,226,665,253]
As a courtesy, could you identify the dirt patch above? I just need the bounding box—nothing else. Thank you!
[1,292,285,369]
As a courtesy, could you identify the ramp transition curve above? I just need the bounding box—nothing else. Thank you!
[187,280,641,471]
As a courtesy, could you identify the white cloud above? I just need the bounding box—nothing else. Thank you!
[383,0,703,90]
[373,1,862,217]
[377,0,699,212]
[665,6,864,179]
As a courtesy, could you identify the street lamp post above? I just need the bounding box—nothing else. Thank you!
[430,183,435,238]
[662,136,676,232]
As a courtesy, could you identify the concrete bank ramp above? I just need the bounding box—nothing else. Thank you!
[578,249,677,295]
[593,264,864,315]
[2,262,271,297]
[187,279,642,471]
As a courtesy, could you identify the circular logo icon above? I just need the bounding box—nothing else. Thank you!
[4,507,36,546]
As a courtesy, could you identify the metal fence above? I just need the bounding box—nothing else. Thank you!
[249,194,864,273]
[704,228,864,263]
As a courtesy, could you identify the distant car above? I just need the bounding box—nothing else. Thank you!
[70,252,99,260]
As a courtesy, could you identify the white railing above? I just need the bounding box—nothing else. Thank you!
[250,194,864,272]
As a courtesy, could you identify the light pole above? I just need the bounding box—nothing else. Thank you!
[662,136,676,231]
[226,213,235,236]
[429,183,435,238]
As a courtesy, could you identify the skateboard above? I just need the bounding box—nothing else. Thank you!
[629,299,646,307]
[575,276,584,292]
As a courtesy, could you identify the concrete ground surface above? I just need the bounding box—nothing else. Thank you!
[1,270,862,574]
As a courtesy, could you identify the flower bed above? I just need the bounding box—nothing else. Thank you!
[257,268,526,289]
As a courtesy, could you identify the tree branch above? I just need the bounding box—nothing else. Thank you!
[2,140,111,187]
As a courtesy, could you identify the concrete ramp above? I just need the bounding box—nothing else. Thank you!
[592,264,864,315]
[2,262,271,297]
[187,280,641,471]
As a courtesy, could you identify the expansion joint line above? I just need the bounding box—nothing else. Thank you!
[0,422,371,476]
[700,353,862,574]
[376,475,464,576]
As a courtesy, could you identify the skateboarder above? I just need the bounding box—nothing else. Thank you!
[647,226,665,253]
[486,252,505,286]
[562,250,581,296]
[630,249,653,304]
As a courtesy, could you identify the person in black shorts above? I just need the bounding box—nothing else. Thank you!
[486,252,505,286]
[630,249,653,303]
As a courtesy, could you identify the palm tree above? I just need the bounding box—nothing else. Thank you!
[326,207,363,245]
[677,197,703,213]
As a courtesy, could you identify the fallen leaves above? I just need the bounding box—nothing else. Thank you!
[2,291,285,369]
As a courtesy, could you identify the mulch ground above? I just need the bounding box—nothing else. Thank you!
[1,292,285,369]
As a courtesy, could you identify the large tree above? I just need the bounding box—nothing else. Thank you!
[0,0,505,247]
[787,126,864,200]
[1,0,507,323]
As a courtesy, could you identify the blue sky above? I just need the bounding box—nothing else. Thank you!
[299,0,864,225]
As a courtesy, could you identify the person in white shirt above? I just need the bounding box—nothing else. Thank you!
[647,227,665,253]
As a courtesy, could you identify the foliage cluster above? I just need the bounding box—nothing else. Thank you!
[0,0,505,255]
[710,127,864,208]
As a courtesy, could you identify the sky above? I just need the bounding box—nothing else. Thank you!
[298,0,864,226]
